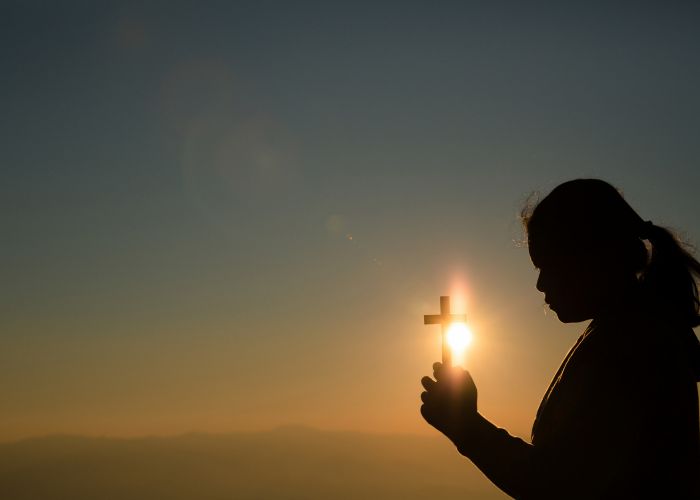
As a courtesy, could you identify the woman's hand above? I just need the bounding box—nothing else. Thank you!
[420,362,478,446]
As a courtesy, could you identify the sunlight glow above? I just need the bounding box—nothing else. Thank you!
[446,322,473,355]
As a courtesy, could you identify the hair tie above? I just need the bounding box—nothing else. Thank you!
[640,220,654,239]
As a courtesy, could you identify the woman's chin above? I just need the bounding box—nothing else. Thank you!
[551,306,590,323]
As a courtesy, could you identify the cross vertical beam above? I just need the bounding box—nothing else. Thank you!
[423,295,467,367]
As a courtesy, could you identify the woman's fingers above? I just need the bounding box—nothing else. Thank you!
[434,363,467,382]
[428,367,476,394]
[420,403,432,422]
[434,362,466,380]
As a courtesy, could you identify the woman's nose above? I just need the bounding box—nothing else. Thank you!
[536,271,545,293]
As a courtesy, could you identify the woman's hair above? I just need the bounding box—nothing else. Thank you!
[521,178,700,329]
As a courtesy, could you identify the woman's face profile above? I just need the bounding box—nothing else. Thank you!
[529,236,610,323]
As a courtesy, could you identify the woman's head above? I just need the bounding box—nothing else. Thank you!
[522,179,700,326]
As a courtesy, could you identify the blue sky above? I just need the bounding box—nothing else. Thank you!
[2,1,699,440]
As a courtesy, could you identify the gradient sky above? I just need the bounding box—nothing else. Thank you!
[2,1,700,442]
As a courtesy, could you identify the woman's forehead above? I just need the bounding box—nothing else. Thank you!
[528,234,585,268]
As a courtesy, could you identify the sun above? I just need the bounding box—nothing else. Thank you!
[446,322,473,355]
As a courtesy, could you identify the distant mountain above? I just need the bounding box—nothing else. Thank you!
[0,427,509,500]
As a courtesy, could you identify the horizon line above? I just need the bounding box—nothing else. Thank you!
[0,424,439,445]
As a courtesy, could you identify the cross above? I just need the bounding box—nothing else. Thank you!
[424,296,467,367]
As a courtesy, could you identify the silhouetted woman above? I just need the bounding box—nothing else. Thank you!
[420,179,700,499]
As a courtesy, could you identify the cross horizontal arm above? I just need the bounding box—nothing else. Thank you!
[424,314,467,325]
[424,314,444,325]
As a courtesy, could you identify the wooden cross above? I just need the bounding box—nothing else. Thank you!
[424,296,466,367]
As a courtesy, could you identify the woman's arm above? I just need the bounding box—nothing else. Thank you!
[420,361,632,499]
[421,364,537,498]
[452,413,535,499]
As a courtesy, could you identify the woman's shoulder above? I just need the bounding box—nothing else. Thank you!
[592,304,699,378]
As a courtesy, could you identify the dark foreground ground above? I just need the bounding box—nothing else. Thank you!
[0,426,508,499]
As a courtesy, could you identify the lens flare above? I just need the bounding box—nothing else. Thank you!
[446,322,473,355]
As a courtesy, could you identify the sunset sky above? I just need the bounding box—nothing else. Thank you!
[3,1,700,443]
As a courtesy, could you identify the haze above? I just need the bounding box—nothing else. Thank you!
[2,2,699,497]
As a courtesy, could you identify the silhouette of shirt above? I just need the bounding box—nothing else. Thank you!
[457,299,700,499]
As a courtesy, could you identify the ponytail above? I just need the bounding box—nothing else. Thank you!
[639,222,700,328]
[640,222,700,381]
